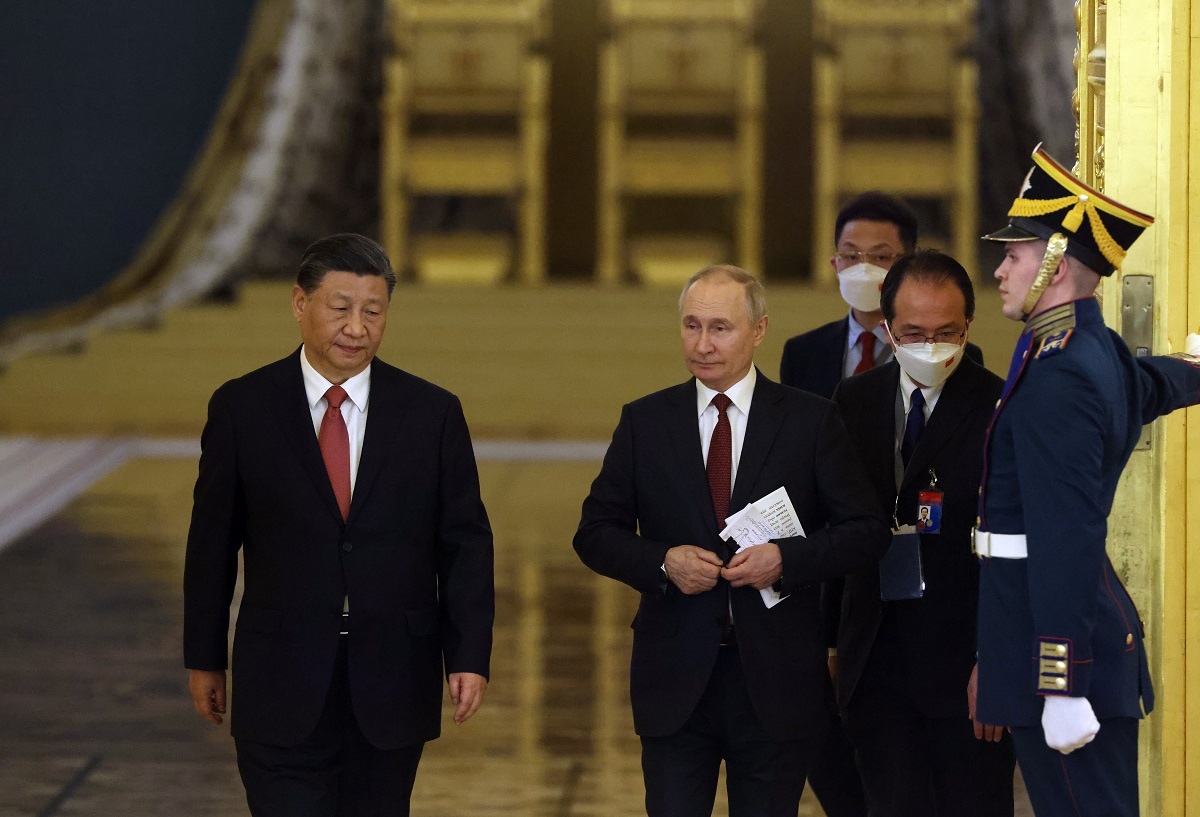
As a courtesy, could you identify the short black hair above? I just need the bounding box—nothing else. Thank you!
[834,191,920,251]
[296,233,397,297]
[880,249,975,323]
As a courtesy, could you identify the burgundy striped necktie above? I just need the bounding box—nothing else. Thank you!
[707,393,733,528]
[854,332,877,375]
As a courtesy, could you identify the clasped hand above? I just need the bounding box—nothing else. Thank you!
[664,543,781,595]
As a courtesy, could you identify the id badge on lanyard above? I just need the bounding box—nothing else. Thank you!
[917,468,943,534]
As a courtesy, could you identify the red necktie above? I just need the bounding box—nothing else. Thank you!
[319,385,351,520]
[854,332,877,375]
[707,393,733,528]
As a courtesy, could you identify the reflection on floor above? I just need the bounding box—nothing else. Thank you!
[0,455,1031,816]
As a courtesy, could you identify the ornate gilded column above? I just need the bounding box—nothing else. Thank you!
[1073,0,1105,189]
[1081,0,1200,813]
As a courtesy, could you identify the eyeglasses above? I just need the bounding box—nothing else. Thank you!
[836,251,902,266]
[894,331,967,346]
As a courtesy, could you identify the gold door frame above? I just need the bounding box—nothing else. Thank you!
[1075,0,1200,812]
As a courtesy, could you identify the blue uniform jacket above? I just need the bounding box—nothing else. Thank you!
[976,297,1200,727]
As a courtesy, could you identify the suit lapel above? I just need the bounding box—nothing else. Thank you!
[663,380,720,538]
[821,319,852,397]
[271,349,346,524]
[863,363,903,492]
[347,360,411,525]
[902,361,983,488]
[730,372,786,512]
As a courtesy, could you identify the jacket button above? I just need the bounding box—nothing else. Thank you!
[1126,633,1133,645]
[342,541,353,553]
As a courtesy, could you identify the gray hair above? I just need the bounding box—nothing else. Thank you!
[678,264,767,324]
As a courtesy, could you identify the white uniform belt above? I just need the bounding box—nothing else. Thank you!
[972,529,1028,559]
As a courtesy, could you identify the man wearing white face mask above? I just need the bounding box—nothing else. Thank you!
[779,192,983,817]
[831,250,1015,817]
[780,192,985,401]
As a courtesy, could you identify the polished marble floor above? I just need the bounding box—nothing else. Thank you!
[0,453,1032,816]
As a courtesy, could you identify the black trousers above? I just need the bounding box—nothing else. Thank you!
[235,638,425,817]
[843,681,1015,817]
[805,671,868,817]
[639,644,814,817]
[1010,717,1139,817]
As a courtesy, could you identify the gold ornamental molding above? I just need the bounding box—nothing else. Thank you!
[1074,0,1106,189]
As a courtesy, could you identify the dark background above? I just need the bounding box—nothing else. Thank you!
[0,1,257,323]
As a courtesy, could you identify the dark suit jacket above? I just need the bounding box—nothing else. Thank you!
[573,370,890,741]
[780,316,984,400]
[184,349,494,749]
[832,358,1002,718]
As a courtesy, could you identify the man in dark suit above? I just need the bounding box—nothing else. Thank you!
[574,264,891,817]
[184,233,495,817]
[832,250,1015,816]
[779,192,981,817]
[780,191,983,399]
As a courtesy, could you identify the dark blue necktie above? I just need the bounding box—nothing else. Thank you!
[902,388,926,466]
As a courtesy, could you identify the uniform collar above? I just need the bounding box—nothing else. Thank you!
[1023,297,1099,343]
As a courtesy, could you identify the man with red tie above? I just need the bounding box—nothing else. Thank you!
[575,264,890,816]
[184,233,494,817]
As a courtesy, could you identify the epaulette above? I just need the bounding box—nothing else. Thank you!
[1035,329,1073,359]
[1025,302,1078,360]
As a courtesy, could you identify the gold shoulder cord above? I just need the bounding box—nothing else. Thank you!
[1022,232,1069,320]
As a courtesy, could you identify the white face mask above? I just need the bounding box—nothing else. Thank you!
[837,263,888,312]
[885,323,966,389]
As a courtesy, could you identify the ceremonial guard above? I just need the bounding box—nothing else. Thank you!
[975,145,1200,816]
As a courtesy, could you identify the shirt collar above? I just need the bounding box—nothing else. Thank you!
[898,366,944,413]
[696,366,757,418]
[299,345,371,413]
[846,310,888,350]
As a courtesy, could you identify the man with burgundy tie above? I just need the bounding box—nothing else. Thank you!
[184,233,494,817]
[574,264,890,816]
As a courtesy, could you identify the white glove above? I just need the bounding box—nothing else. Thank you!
[1042,695,1100,755]
[1185,332,1200,356]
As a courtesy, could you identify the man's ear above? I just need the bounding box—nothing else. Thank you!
[1053,255,1072,284]
[291,284,307,322]
[879,319,895,349]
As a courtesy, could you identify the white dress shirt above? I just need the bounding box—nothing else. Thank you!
[695,367,757,492]
[299,346,370,493]
[844,311,894,378]
[898,366,945,420]
[300,347,370,623]
[894,367,945,488]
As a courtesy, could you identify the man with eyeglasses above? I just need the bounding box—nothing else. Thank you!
[781,191,983,399]
[831,249,1015,817]
[778,192,982,817]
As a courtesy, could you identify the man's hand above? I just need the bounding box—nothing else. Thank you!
[827,654,838,682]
[448,672,487,725]
[189,669,227,726]
[721,542,782,590]
[1042,695,1099,754]
[664,545,724,595]
[967,663,1004,742]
